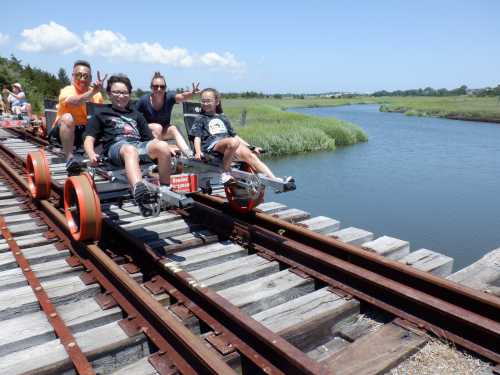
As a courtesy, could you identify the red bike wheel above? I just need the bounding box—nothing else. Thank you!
[26,149,51,199]
[64,174,102,241]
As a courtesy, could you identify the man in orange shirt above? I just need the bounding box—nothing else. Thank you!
[50,60,106,169]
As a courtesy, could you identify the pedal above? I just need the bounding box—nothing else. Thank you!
[159,186,194,209]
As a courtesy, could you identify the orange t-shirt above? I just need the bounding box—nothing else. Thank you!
[56,85,104,125]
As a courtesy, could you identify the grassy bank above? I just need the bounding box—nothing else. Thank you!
[171,97,369,157]
[378,96,500,123]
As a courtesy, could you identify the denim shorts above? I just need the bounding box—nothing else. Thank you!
[107,140,154,166]
[205,139,222,153]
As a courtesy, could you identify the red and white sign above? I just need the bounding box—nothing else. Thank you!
[170,173,198,193]
[0,120,23,128]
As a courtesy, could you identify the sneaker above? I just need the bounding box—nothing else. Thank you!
[277,176,295,192]
[132,181,157,217]
[279,176,294,184]
[220,172,234,185]
[65,157,82,175]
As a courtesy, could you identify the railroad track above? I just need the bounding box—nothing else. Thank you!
[0,126,498,375]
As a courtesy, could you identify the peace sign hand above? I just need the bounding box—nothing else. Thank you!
[191,82,200,95]
[93,71,108,92]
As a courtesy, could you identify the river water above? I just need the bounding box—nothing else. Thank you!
[264,104,500,270]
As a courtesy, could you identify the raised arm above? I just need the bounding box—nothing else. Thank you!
[8,91,25,100]
[65,71,107,106]
[175,82,200,103]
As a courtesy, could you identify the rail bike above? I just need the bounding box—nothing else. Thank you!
[0,113,29,128]
[24,101,296,242]
[0,112,45,133]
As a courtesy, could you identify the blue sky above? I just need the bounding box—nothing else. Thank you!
[1,1,498,93]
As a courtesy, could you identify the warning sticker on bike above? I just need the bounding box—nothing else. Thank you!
[170,173,198,193]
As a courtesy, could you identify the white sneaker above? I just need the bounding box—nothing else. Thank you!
[220,172,234,184]
[276,176,293,183]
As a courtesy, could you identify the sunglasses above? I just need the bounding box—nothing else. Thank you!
[74,72,90,80]
[152,84,166,89]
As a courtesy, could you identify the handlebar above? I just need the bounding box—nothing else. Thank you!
[78,156,109,167]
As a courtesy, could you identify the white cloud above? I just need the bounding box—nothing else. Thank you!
[18,21,81,54]
[0,33,10,45]
[17,22,244,73]
[82,30,194,68]
[200,52,245,72]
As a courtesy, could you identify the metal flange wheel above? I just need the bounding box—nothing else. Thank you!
[64,173,102,241]
[26,149,51,199]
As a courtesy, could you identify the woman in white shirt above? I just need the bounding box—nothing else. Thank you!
[7,83,32,119]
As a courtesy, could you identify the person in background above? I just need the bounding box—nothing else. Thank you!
[50,60,105,171]
[84,74,174,216]
[6,83,33,119]
[1,85,11,114]
[135,71,199,157]
[190,88,292,184]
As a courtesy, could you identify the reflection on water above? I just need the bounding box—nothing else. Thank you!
[264,104,500,269]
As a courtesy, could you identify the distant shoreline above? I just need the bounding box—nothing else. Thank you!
[262,95,500,125]
[379,105,500,124]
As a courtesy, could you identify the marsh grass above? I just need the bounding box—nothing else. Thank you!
[171,95,499,157]
[379,96,500,122]
[171,97,369,157]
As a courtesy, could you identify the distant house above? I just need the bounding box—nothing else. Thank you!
[466,88,481,96]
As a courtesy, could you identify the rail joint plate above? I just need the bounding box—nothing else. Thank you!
[143,276,169,295]
[148,351,177,375]
[95,291,118,310]
[170,302,194,321]
[118,316,143,337]
[205,332,236,355]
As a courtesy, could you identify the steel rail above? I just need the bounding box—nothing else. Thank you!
[0,168,95,375]
[0,149,236,375]
[103,214,328,375]
[7,127,49,146]
[192,193,500,364]
[0,136,329,374]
